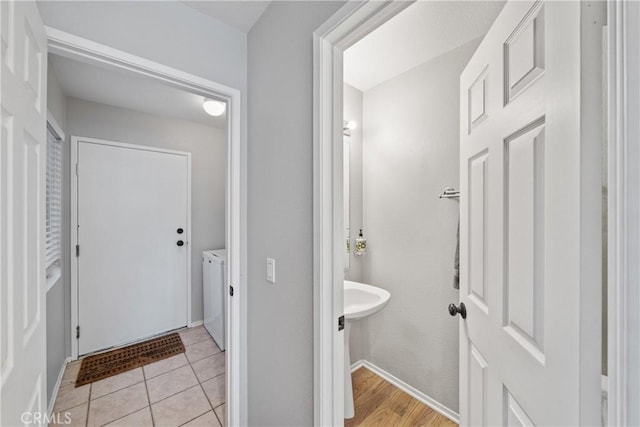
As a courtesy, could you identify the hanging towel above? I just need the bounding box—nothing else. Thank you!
[453,219,460,289]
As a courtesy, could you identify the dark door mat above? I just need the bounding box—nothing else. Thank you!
[75,332,185,387]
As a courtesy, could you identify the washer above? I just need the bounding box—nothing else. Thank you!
[202,249,226,350]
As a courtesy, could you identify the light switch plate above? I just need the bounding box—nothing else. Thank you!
[267,257,276,283]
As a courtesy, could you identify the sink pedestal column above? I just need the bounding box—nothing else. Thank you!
[342,281,391,419]
[344,321,354,419]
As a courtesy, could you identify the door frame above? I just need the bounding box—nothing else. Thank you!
[312,1,414,424]
[47,27,246,426]
[313,0,635,425]
[70,136,193,355]
[606,1,639,425]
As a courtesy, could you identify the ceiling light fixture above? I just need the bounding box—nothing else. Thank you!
[203,99,226,116]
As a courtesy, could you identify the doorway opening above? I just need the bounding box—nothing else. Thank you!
[314,1,609,426]
[44,29,244,426]
[341,2,503,425]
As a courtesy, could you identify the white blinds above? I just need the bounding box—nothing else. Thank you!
[46,126,62,269]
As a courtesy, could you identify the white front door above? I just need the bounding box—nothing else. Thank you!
[75,138,189,356]
[459,1,602,425]
[0,1,48,424]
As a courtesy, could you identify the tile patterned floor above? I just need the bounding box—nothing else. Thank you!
[51,326,226,427]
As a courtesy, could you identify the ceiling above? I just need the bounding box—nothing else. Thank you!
[344,1,506,92]
[49,54,226,128]
[182,1,271,32]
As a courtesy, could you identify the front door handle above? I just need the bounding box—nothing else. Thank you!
[448,302,466,319]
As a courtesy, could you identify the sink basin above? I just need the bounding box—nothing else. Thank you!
[343,280,390,419]
[344,280,391,320]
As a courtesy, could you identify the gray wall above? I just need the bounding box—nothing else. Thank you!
[343,83,366,363]
[247,2,344,424]
[47,61,66,129]
[344,83,364,283]
[46,62,68,403]
[66,97,226,325]
[37,1,246,93]
[602,46,608,376]
[356,39,481,413]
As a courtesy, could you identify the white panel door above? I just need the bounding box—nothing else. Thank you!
[459,1,601,425]
[0,1,48,424]
[76,139,189,356]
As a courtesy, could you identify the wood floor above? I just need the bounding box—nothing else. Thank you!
[345,367,457,427]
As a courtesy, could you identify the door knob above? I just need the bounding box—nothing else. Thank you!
[177,228,184,234]
[448,302,466,319]
[177,240,184,247]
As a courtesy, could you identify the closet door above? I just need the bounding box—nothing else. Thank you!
[0,1,49,425]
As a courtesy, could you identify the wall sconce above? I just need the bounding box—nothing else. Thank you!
[343,120,357,137]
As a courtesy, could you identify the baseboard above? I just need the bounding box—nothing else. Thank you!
[48,356,73,416]
[188,320,204,327]
[350,359,365,372]
[350,359,459,424]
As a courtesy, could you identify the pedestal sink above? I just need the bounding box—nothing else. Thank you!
[344,280,391,419]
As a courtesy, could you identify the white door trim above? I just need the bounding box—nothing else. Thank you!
[70,136,193,355]
[607,2,639,425]
[47,28,246,426]
[312,1,414,424]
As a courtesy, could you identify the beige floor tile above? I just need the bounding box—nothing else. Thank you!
[185,339,220,363]
[143,353,189,379]
[191,353,225,383]
[146,365,198,403]
[87,382,148,427]
[151,385,210,427]
[60,362,82,387]
[67,359,82,367]
[181,410,221,427]
[177,326,202,338]
[50,403,88,427]
[53,383,91,412]
[178,327,212,347]
[104,406,153,426]
[178,325,204,333]
[214,404,226,427]
[91,368,144,399]
[201,374,225,408]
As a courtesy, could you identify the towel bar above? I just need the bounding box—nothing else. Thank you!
[438,187,459,199]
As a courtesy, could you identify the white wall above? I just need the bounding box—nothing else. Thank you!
[46,62,68,404]
[247,1,345,424]
[355,39,481,413]
[66,98,227,325]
